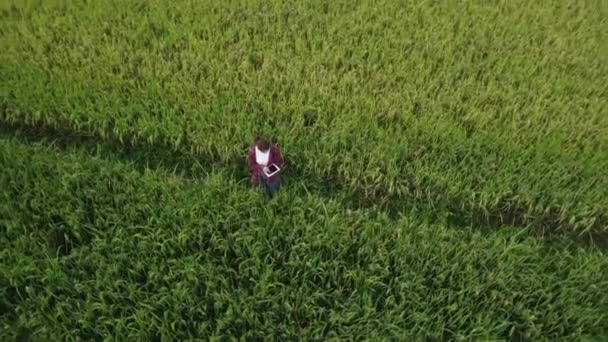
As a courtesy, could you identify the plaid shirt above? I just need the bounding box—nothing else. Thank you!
[247,144,284,185]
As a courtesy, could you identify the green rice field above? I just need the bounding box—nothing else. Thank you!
[1,0,607,339]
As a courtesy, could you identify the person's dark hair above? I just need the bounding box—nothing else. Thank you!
[255,136,271,152]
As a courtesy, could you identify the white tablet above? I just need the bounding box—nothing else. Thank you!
[264,163,281,177]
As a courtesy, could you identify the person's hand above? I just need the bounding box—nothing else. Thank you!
[263,166,269,173]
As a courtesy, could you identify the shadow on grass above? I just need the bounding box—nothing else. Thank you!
[1,119,606,250]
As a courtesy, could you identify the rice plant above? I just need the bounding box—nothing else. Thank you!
[1,0,607,339]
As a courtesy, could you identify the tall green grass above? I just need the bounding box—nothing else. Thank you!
[1,1,607,339]
[1,138,607,340]
[1,0,606,233]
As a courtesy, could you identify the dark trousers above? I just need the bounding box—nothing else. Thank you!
[260,172,280,197]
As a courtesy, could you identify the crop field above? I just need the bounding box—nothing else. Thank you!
[1,0,607,340]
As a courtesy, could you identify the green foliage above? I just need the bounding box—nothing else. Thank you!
[1,0,607,339]
[1,0,606,233]
[1,139,607,340]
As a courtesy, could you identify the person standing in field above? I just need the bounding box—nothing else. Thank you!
[248,136,284,197]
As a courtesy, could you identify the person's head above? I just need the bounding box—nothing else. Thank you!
[255,136,271,152]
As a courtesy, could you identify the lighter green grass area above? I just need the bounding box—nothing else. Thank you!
[1,0,607,231]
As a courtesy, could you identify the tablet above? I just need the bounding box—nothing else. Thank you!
[264,163,281,177]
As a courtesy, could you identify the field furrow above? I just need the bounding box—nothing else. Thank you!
[2,120,606,243]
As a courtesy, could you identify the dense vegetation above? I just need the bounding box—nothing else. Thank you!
[2,137,607,340]
[1,0,607,339]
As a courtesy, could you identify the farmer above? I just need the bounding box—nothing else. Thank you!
[247,136,284,197]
